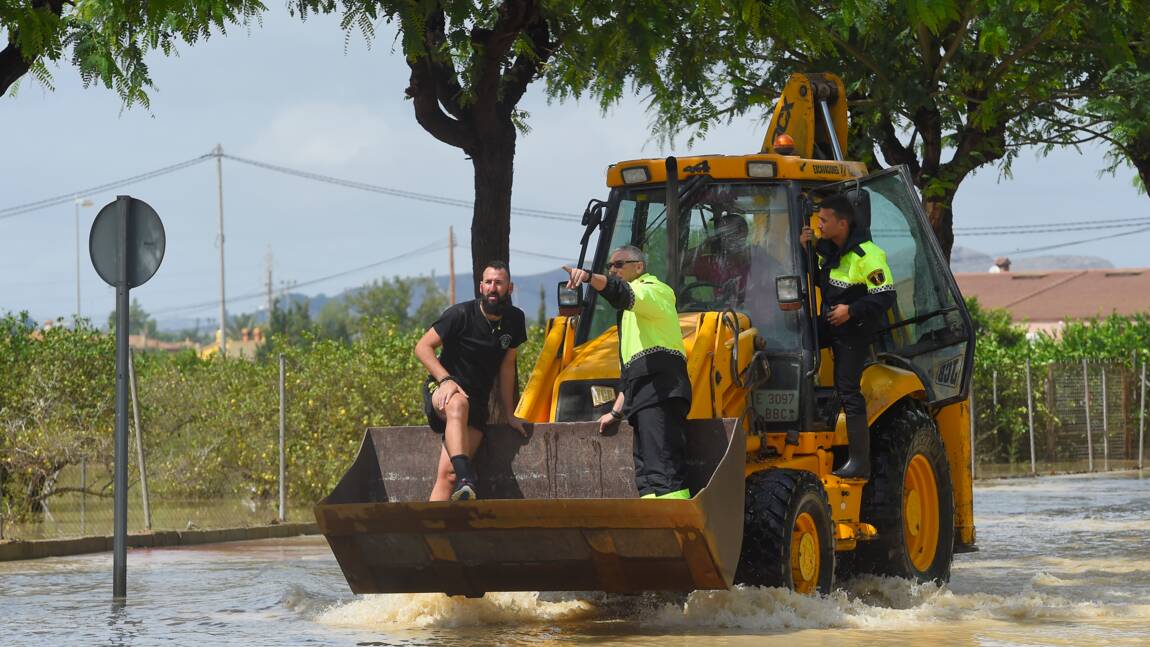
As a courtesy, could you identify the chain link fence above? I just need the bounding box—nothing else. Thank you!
[4,352,1146,543]
[972,358,1148,478]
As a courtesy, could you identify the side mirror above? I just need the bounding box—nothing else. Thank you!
[776,275,803,311]
[558,281,584,316]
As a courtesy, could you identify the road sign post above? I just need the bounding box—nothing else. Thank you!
[90,195,165,600]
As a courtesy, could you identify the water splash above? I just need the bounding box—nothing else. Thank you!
[314,576,1150,633]
[317,591,598,629]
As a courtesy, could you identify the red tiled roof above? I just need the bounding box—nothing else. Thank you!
[955,269,1150,323]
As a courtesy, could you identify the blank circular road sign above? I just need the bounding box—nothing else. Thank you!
[89,196,166,288]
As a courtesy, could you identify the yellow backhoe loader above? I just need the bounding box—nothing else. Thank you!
[315,72,977,597]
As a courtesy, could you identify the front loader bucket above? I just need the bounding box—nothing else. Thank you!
[315,418,745,597]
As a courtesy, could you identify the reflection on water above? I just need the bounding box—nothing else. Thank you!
[3,472,1149,646]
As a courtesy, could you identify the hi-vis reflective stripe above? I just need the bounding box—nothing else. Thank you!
[827,277,858,289]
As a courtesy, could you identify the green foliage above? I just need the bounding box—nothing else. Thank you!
[346,275,447,334]
[0,314,115,517]
[106,297,155,335]
[2,0,266,103]
[966,302,1150,465]
[557,1,1149,254]
[0,310,547,519]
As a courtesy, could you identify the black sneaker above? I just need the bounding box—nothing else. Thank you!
[451,478,477,501]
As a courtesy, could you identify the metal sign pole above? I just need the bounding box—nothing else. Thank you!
[113,196,131,599]
[278,353,286,523]
[1026,355,1036,476]
[1102,366,1109,471]
[1083,359,1093,472]
[128,349,152,530]
[1140,360,1146,471]
[90,194,165,602]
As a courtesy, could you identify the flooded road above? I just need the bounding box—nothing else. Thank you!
[3,472,1149,646]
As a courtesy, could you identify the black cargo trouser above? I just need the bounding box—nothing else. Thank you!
[828,334,869,419]
[629,397,690,497]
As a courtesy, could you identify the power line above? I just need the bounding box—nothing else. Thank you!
[0,149,585,223]
[509,248,576,262]
[219,153,583,223]
[151,239,445,317]
[955,218,1150,236]
[0,154,214,220]
[456,237,574,263]
[954,216,1150,232]
[996,224,1150,256]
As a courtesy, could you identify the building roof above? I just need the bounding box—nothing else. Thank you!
[955,268,1150,323]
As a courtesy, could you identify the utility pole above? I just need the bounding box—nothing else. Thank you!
[74,198,93,323]
[265,247,274,321]
[214,144,228,359]
[448,226,456,304]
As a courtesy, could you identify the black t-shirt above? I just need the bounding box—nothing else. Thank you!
[431,299,527,402]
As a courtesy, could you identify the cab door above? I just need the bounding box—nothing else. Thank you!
[815,166,974,406]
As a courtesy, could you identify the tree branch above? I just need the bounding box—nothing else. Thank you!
[0,0,67,96]
[420,5,467,122]
[933,5,973,83]
[986,2,1075,86]
[472,0,536,117]
[876,114,922,177]
[406,60,474,151]
[498,12,553,116]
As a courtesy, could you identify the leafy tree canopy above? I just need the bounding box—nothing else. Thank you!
[583,1,1147,257]
[1,0,264,103]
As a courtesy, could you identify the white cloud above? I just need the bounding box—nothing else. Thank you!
[243,102,390,167]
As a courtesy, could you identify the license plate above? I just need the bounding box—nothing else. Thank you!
[753,389,799,421]
[590,385,617,407]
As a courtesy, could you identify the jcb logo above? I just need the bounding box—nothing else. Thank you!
[935,357,961,388]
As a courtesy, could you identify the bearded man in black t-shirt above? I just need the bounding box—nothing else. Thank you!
[414,260,528,501]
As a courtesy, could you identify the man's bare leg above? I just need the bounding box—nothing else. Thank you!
[429,419,485,501]
[442,394,471,457]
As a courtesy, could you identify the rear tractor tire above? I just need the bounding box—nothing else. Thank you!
[852,399,955,583]
[735,469,835,595]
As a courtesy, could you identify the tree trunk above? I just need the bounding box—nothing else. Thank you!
[468,125,517,296]
[923,194,957,261]
[1,1,66,96]
[1130,154,1150,196]
[0,41,32,96]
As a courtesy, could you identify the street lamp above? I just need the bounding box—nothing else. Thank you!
[75,198,93,323]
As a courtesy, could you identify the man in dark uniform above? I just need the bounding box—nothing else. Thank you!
[800,192,896,480]
[563,245,693,499]
[414,260,528,501]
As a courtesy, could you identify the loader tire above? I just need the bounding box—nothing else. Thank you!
[735,469,834,595]
[851,399,955,583]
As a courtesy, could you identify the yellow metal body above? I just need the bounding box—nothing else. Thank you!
[515,308,972,555]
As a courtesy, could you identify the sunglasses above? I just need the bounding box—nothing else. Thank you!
[607,260,642,269]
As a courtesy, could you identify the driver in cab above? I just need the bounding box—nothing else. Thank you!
[685,213,751,304]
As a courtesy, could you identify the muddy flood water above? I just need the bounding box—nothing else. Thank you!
[3,472,1149,646]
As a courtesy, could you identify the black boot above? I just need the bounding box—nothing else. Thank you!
[833,414,871,480]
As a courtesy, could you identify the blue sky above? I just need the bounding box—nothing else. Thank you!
[3,8,1148,327]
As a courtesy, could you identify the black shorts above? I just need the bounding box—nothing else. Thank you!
[422,381,490,434]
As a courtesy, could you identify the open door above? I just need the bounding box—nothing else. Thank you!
[814,166,974,406]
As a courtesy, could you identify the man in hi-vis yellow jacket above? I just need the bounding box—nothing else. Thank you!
[563,246,692,499]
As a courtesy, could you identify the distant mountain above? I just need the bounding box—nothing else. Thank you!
[155,268,569,332]
[156,248,1117,331]
[950,246,1113,273]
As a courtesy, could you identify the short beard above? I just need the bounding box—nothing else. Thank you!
[480,293,512,317]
